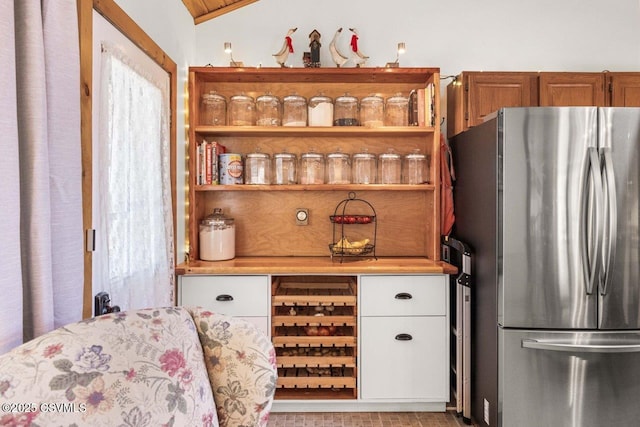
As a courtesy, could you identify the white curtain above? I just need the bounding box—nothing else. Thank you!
[0,0,83,353]
[95,43,174,310]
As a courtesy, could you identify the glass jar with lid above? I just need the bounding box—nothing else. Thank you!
[255,93,281,126]
[352,149,377,184]
[199,208,235,261]
[282,94,307,127]
[200,92,227,126]
[360,95,384,127]
[228,93,255,126]
[384,93,409,126]
[402,149,429,184]
[244,152,271,184]
[334,93,359,126]
[308,94,333,127]
[272,152,297,184]
[299,151,325,184]
[378,149,402,184]
[326,150,351,184]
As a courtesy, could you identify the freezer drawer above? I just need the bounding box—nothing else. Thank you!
[499,329,640,427]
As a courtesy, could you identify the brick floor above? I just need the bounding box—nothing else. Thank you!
[267,411,470,427]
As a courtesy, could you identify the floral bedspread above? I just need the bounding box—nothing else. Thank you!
[0,306,276,427]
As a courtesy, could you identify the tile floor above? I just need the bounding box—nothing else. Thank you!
[267,411,470,427]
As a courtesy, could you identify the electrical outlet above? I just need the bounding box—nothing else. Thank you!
[484,398,490,425]
[295,208,309,225]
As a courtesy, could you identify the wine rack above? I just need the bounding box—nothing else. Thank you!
[271,275,357,399]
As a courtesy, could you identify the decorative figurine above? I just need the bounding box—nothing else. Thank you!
[349,27,369,67]
[273,27,297,67]
[329,28,349,68]
[308,29,321,68]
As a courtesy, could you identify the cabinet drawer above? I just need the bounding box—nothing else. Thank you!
[360,316,448,400]
[179,275,269,317]
[360,275,446,316]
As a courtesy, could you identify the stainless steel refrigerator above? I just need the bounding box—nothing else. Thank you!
[451,107,640,427]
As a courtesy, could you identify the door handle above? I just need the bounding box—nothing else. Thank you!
[581,147,604,295]
[215,294,234,302]
[600,147,617,296]
[522,339,640,353]
[394,292,413,300]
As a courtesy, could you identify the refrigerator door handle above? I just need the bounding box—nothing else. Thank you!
[522,339,640,353]
[600,147,617,296]
[581,147,604,295]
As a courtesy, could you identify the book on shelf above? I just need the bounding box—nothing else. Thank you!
[196,140,226,185]
[408,83,435,128]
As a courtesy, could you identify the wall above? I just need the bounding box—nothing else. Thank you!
[194,0,640,73]
[113,0,195,262]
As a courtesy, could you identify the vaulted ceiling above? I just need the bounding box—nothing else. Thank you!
[181,0,259,25]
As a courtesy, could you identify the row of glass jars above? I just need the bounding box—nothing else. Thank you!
[200,92,410,127]
[242,150,428,185]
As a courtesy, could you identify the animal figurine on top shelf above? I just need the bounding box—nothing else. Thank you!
[273,27,297,67]
[329,27,348,68]
[349,27,369,67]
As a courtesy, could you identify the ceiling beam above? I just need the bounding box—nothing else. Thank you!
[194,0,260,25]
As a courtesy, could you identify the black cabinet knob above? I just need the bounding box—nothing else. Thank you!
[215,294,234,302]
[394,292,413,300]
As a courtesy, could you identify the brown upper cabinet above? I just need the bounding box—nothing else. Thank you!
[538,72,606,107]
[447,71,640,137]
[609,72,640,106]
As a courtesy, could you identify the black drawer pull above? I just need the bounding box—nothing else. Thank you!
[215,294,234,302]
[394,292,413,300]
[395,333,413,341]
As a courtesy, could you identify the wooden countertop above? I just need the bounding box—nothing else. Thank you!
[176,256,457,275]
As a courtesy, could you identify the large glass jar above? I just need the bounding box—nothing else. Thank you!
[384,93,409,126]
[272,152,297,184]
[200,92,226,125]
[199,208,235,261]
[299,152,325,184]
[228,94,255,126]
[360,95,384,128]
[255,93,281,126]
[352,149,377,184]
[402,149,429,184]
[326,151,351,184]
[308,94,333,127]
[244,152,271,184]
[282,94,307,127]
[334,93,359,126]
[378,150,402,184]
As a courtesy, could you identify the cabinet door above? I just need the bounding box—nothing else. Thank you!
[466,72,536,129]
[538,72,606,106]
[179,275,269,316]
[360,316,448,400]
[360,275,446,316]
[609,73,640,106]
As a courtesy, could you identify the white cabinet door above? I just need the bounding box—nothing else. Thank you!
[360,316,448,400]
[179,275,269,336]
[360,275,446,316]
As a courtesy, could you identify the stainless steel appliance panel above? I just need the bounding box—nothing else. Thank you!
[500,108,598,329]
[598,108,640,330]
[500,328,640,427]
